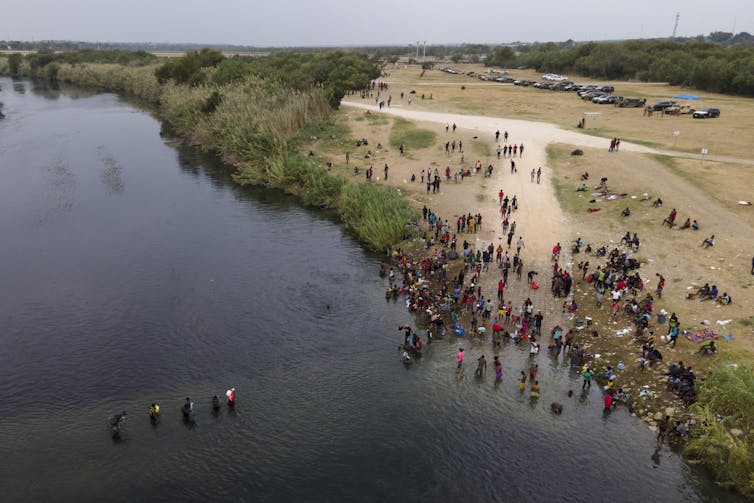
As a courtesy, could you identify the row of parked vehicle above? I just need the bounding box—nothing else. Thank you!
[534,81,649,108]
[472,70,722,119]
[645,101,721,118]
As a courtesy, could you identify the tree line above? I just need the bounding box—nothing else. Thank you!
[4,49,157,82]
[486,38,754,96]
[155,49,381,108]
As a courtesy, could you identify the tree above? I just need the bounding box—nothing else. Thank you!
[155,48,225,86]
[7,53,22,76]
[485,47,516,67]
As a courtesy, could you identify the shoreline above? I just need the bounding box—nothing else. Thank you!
[5,69,750,496]
[337,99,728,447]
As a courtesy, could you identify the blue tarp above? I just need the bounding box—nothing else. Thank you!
[673,94,701,100]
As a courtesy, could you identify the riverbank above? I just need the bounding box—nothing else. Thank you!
[2,77,728,502]
[24,61,418,251]
[325,93,754,497]
[4,58,753,496]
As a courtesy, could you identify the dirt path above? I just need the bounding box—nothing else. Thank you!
[343,101,754,166]
[343,100,654,267]
[343,100,580,330]
[342,99,754,352]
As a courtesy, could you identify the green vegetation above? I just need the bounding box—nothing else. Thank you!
[3,49,413,250]
[3,49,157,82]
[155,48,225,86]
[57,64,162,103]
[389,117,436,150]
[485,46,516,68]
[508,40,754,96]
[687,365,754,497]
[209,51,381,108]
[7,53,22,76]
[295,120,354,154]
[471,139,492,157]
[365,112,390,126]
[339,183,417,249]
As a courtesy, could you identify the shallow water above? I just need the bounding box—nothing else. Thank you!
[0,77,739,502]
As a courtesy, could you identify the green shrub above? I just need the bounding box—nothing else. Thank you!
[339,183,418,250]
[687,365,754,497]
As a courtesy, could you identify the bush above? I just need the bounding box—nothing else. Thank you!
[7,53,22,76]
[155,48,225,86]
[339,183,418,250]
[687,365,754,497]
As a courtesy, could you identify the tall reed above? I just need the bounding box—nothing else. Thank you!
[687,365,754,497]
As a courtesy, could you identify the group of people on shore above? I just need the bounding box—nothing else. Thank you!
[380,129,624,413]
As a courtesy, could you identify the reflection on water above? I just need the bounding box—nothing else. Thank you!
[0,77,741,503]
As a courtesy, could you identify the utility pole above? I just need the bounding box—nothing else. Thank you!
[423,41,426,61]
[672,12,680,39]
[416,41,420,60]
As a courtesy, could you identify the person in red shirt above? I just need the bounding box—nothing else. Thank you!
[226,387,236,408]
[603,391,613,412]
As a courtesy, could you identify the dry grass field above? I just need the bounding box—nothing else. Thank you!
[379,64,754,160]
[546,144,754,364]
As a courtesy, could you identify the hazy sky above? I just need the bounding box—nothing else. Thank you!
[3,0,753,46]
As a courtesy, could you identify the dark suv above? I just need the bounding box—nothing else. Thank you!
[692,108,721,119]
[647,100,676,111]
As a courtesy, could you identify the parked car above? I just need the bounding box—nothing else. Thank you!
[593,95,621,104]
[647,101,676,111]
[617,98,646,108]
[692,108,721,119]
[553,81,574,90]
[581,91,605,100]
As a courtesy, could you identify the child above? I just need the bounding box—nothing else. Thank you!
[519,371,527,392]
[530,380,540,398]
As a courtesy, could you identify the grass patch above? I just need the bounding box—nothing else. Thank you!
[620,137,662,149]
[365,112,390,126]
[389,117,436,151]
[547,144,568,162]
[471,139,492,157]
[650,154,677,168]
[293,120,354,154]
[547,145,587,215]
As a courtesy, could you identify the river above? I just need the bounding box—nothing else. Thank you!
[0,77,738,502]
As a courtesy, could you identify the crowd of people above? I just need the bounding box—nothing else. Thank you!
[353,90,732,437]
[375,125,624,411]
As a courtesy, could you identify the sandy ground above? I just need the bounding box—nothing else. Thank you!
[340,98,754,366]
[343,99,650,265]
[339,100,613,332]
